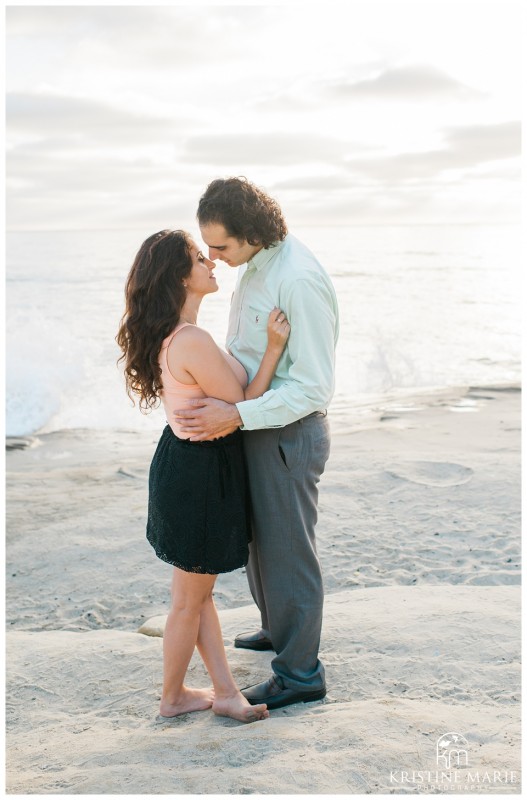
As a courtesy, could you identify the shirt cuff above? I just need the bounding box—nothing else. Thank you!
[235,396,283,430]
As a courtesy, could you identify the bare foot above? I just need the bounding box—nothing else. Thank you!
[159,686,214,717]
[212,691,269,723]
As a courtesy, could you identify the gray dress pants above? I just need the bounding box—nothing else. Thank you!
[242,412,331,692]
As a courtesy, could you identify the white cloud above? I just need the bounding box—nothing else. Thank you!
[271,174,358,192]
[346,121,521,181]
[6,92,181,139]
[183,133,353,166]
[326,64,484,100]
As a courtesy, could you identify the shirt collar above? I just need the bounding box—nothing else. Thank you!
[247,237,286,271]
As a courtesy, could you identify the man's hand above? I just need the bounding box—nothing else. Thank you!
[175,398,243,441]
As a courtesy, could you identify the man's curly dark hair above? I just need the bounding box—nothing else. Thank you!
[197,177,288,249]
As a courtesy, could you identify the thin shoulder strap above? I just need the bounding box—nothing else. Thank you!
[166,321,194,351]
[163,322,199,386]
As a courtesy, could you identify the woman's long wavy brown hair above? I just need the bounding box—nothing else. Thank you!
[116,230,193,412]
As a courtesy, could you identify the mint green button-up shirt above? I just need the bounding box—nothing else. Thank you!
[227,233,339,430]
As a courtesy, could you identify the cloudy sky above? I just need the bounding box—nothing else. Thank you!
[5,1,522,230]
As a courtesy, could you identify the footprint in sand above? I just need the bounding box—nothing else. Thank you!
[386,461,473,487]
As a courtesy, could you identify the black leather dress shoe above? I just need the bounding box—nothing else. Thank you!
[234,630,274,651]
[241,675,326,710]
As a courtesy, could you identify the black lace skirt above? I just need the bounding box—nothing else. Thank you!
[146,425,251,574]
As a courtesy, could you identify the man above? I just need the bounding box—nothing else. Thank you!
[176,177,339,710]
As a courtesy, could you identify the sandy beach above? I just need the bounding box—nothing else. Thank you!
[5,385,521,794]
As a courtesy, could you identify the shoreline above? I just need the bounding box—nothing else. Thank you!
[6,381,522,448]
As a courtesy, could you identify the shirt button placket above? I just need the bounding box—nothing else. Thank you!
[237,268,252,337]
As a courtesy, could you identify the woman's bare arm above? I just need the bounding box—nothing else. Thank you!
[167,308,290,402]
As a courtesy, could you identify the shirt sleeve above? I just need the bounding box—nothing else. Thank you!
[235,275,339,429]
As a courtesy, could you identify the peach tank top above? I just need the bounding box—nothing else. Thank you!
[159,322,248,439]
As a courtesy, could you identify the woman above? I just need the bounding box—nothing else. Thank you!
[116,230,290,723]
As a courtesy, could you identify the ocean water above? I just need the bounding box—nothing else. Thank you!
[6,225,521,437]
